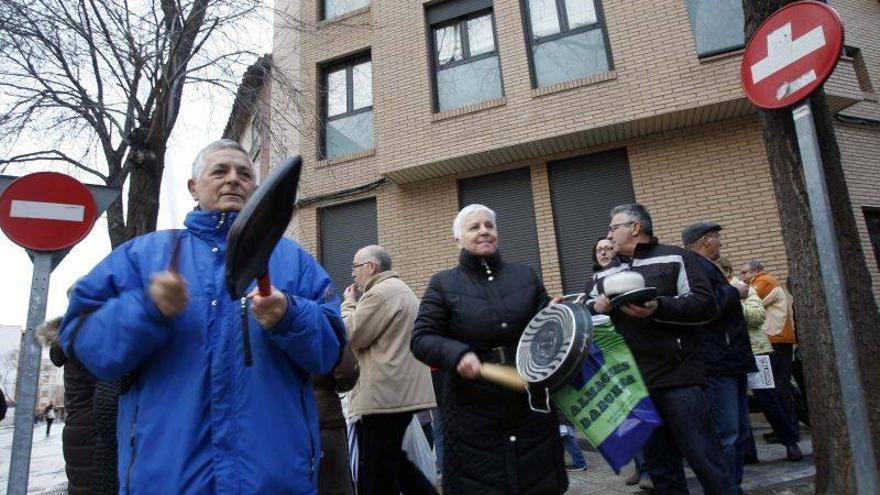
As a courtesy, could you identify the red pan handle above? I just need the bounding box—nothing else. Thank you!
[257,274,271,296]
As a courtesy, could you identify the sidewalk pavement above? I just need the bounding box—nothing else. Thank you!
[0,413,68,494]
[566,413,814,494]
[0,410,814,494]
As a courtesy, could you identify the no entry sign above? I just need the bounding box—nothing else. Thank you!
[741,1,844,110]
[0,172,98,251]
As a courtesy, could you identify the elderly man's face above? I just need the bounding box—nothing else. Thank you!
[188,148,257,212]
[351,249,377,288]
[740,265,757,284]
[607,213,637,256]
[459,211,497,257]
[702,231,722,261]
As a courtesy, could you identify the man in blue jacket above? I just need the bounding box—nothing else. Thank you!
[59,139,345,494]
[683,221,756,494]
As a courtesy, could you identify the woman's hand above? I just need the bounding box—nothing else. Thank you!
[456,352,482,380]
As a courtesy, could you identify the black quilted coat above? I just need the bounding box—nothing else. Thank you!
[411,250,567,495]
[41,318,99,495]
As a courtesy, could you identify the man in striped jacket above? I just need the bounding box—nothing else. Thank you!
[592,204,735,495]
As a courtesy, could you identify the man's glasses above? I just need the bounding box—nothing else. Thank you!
[352,261,371,270]
[596,246,615,253]
[608,221,635,232]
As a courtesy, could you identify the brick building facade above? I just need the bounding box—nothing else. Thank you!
[245,0,880,301]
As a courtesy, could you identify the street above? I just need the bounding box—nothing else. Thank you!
[0,412,67,494]
[0,411,814,494]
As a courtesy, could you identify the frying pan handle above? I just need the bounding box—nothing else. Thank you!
[257,274,271,297]
[480,363,527,391]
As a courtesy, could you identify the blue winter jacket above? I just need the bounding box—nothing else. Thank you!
[59,209,345,495]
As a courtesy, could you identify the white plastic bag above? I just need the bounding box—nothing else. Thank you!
[402,415,438,486]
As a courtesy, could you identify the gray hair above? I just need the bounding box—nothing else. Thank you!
[191,139,249,179]
[360,245,392,272]
[742,260,764,272]
[453,204,496,240]
[610,203,653,236]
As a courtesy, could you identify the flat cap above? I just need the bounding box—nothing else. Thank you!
[682,221,722,246]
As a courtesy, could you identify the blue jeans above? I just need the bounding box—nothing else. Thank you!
[644,386,737,495]
[706,374,749,493]
[561,426,587,468]
[430,407,443,474]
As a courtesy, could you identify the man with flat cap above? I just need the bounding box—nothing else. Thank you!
[683,220,756,494]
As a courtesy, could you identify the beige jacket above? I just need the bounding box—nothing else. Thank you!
[341,271,436,417]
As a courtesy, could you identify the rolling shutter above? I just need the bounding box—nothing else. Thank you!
[319,198,378,293]
[549,149,636,293]
[459,167,542,273]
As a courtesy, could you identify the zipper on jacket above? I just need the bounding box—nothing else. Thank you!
[676,337,682,351]
[125,405,139,494]
[298,388,317,475]
[480,258,494,281]
[215,212,227,230]
[240,297,253,367]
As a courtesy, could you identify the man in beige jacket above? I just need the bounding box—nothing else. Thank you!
[342,245,437,495]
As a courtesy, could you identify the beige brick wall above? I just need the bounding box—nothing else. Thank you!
[272,0,879,302]
[629,115,789,279]
[836,122,880,302]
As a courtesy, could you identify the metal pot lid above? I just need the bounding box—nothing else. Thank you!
[516,302,592,387]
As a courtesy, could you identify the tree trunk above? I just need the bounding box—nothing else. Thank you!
[743,2,880,493]
[123,145,165,241]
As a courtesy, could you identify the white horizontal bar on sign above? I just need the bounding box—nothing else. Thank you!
[10,200,85,222]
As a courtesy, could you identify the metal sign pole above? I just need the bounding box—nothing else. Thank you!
[792,101,880,494]
[6,252,53,495]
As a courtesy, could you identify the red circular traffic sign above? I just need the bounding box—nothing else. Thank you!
[0,172,97,251]
[741,1,844,110]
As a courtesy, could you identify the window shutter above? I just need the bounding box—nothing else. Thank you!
[549,149,635,293]
[459,167,542,274]
[319,198,378,293]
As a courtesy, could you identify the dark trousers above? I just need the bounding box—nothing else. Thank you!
[706,374,749,492]
[770,344,799,437]
[45,417,54,436]
[358,412,438,495]
[644,386,737,495]
[319,425,355,495]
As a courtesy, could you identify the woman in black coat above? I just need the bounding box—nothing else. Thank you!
[411,204,567,495]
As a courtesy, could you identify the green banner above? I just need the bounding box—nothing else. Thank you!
[552,322,650,446]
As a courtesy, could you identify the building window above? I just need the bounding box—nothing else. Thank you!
[522,0,612,88]
[864,208,880,270]
[685,0,744,57]
[322,0,369,20]
[321,56,373,160]
[428,1,503,112]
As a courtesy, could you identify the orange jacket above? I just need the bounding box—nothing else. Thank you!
[750,272,797,344]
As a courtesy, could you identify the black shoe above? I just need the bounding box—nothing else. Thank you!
[566,464,587,471]
[744,456,760,465]
[763,432,781,444]
[625,469,641,485]
[786,444,803,461]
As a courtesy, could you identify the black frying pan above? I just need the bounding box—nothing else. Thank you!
[225,156,302,366]
[226,155,302,299]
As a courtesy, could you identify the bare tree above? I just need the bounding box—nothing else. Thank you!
[743,1,880,493]
[0,0,267,247]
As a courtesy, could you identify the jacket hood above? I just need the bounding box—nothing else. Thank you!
[36,317,63,347]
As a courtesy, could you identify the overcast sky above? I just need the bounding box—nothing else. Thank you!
[0,67,266,346]
[0,5,275,351]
